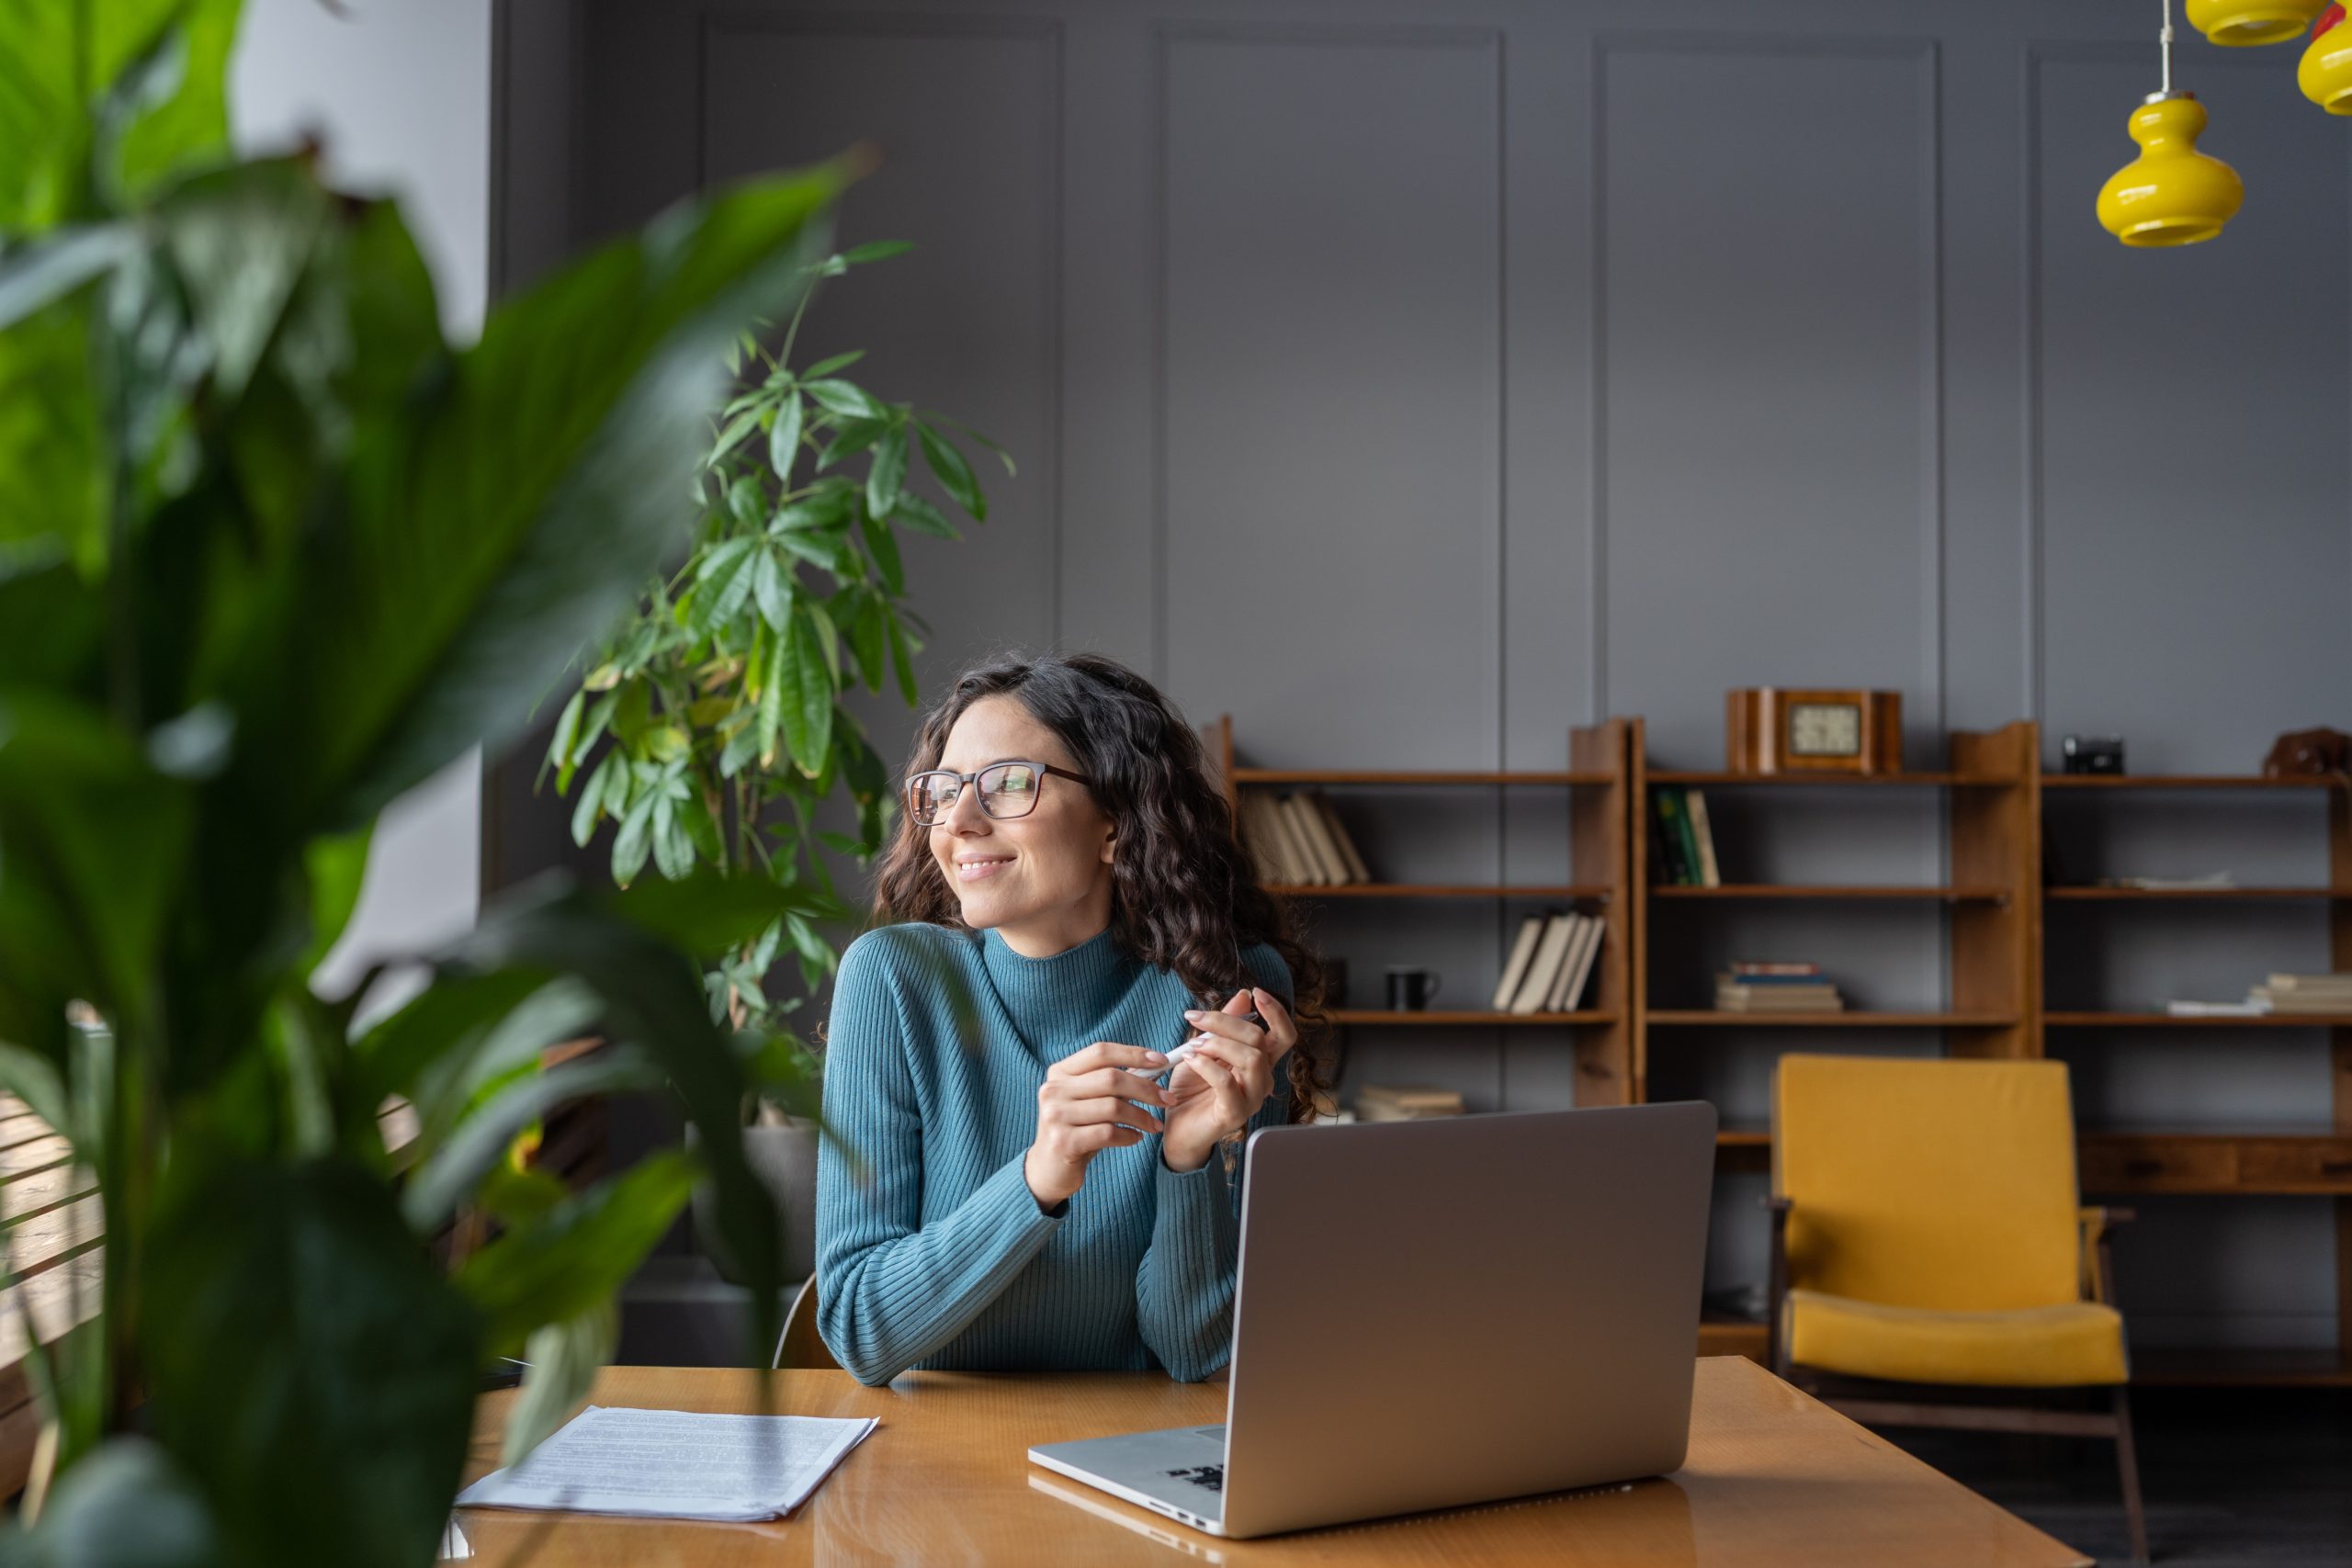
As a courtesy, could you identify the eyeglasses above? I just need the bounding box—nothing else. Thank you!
[904,760,1093,826]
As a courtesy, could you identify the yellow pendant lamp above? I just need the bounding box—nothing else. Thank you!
[2301,5,2352,113]
[2187,0,2325,46]
[2097,1,2245,245]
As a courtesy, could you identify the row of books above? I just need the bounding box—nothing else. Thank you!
[1652,787,1722,887]
[1490,911,1606,1015]
[1714,961,1844,1013]
[1355,1083,1465,1122]
[2165,973,2352,1017]
[1239,789,1373,886]
[2251,972,2352,1014]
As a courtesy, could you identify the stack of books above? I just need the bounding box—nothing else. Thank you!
[1239,789,1374,886]
[1355,1083,1465,1122]
[1714,962,1843,1013]
[2247,973,2352,1015]
[1651,786,1721,887]
[1491,910,1606,1015]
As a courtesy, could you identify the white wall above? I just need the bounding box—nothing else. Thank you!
[231,0,492,1008]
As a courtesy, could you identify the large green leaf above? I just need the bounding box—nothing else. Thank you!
[0,0,239,232]
[433,879,789,1359]
[398,1044,653,1233]
[8,1435,220,1568]
[503,1303,615,1468]
[237,159,848,836]
[453,1151,695,1357]
[141,1154,479,1568]
[0,298,105,564]
[600,863,845,958]
[778,610,833,776]
[0,689,191,1030]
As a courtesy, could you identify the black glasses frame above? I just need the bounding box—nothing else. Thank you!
[905,760,1093,825]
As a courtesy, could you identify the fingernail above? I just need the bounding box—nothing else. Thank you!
[1184,1009,1206,1021]
[1144,1051,1167,1065]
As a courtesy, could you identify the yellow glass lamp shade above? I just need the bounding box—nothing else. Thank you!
[2301,6,2352,113]
[2096,93,2244,246]
[2187,0,2326,45]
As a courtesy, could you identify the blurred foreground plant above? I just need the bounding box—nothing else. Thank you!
[0,3,854,1563]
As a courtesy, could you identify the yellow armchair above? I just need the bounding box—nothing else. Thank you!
[1765,1055,2147,1563]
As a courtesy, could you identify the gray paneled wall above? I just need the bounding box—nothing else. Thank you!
[501,0,2352,1349]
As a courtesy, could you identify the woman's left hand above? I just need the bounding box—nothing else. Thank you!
[1159,985,1294,1173]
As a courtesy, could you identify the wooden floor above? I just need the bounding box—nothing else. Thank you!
[1884,1390,2351,1566]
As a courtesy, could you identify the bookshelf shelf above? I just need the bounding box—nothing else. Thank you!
[1266,883,1612,901]
[1230,768,1612,786]
[1645,770,2016,788]
[1647,1010,2021,1029]
[2038,756,2352,1386]
[2045,1011,2352,1028]
[2041,773,2345,790]
[1651,884,2008,902]
[1208,715,1637,1107]
[1331,1010,1619,1027]
[2046,886,2345,900]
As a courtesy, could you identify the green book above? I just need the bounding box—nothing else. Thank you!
[1654,789,1693,886]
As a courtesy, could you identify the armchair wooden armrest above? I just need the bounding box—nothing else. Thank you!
[2079,1205,2134,1306]
[1763,1195,1793,1375]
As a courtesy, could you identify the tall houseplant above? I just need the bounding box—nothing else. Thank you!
[541,243,1007,1282]
[544,242,1008,1035]
[0,4,847,1563]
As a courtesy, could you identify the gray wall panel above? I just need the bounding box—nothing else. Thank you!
[1600,38,1941,768]
[1159,28,1503,769]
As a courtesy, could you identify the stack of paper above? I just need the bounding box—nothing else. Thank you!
[456,1405,877,1521]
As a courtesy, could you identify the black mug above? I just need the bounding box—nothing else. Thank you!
[1385,966,1442,1011]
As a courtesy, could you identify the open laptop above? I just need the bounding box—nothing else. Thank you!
[1027,1100,1717,1540]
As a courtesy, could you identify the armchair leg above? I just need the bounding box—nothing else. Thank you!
[2111,1384,2149,1564]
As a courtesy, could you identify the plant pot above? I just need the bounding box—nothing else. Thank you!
[689,1116,819,1286]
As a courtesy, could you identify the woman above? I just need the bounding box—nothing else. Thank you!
[813,650,1331,1386]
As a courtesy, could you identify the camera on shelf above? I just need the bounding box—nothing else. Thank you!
[2061,735,2125,775]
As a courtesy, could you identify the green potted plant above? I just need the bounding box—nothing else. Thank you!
[541,242,1009,1284]
[0,4,854,1562]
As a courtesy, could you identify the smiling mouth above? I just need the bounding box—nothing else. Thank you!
[955,857,1014,881]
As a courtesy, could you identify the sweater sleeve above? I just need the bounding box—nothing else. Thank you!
[1135,947,1295,1382]
[814,931,1066,1386]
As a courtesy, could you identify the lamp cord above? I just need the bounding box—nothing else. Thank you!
[2160,0,2174,94]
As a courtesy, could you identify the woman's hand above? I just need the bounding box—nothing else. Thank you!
[1023,1041,1172,1208]
[1160,986,1294,1174]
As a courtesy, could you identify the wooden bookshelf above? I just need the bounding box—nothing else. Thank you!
[1646,1010,2022,1029]
[2048,1011,2352,1028]
[1649,884,2010,901]
[1207,715,1636,1108]
[1332,1010,1620,1026]
[2040,766,2352,1384]
[2041,773,2344,790]
[1631,720,2040,1111]
[1231,768,1612,785]
[2047,885,2346,900]
[1262,884,1612,900]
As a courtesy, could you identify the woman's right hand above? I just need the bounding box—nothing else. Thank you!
[1023,1042,1171,1208]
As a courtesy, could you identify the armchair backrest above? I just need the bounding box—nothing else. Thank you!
[1771,1055,2084,1311]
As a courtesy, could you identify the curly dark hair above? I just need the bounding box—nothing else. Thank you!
[847,648,1335,1122]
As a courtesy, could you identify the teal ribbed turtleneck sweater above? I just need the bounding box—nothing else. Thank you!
[813,919,1293,1386]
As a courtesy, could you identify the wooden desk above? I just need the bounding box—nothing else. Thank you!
[456,1358,2088,1566]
